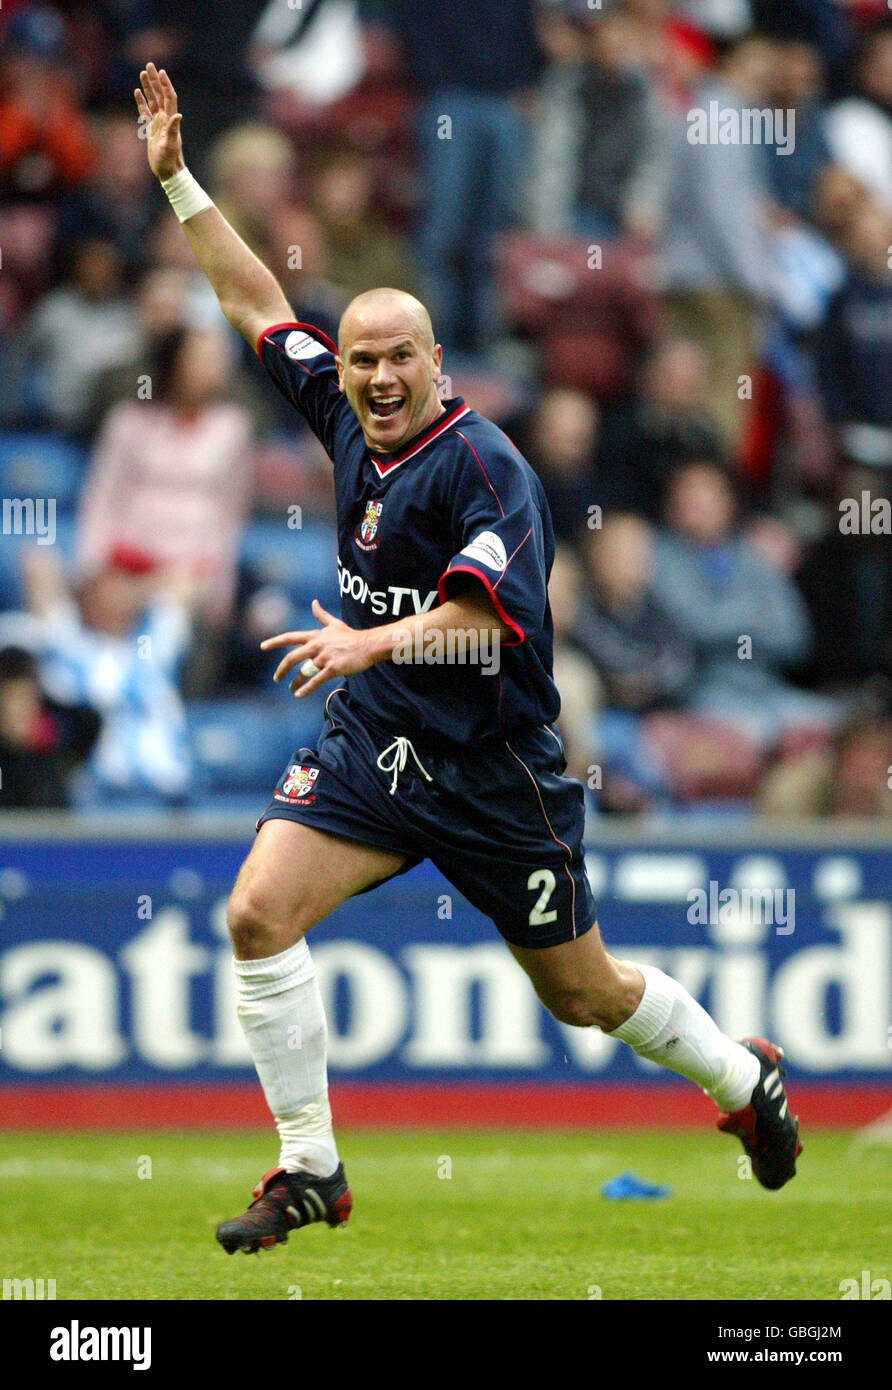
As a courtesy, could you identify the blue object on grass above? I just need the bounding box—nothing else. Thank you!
[601,1170,672,1200]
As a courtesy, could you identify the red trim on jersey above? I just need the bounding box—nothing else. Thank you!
[255,319,338,362]
[497,527,533,589]
[455,430,505,517]
[369,403,471,477]
[325,686,348,718]
[437,564,525,646]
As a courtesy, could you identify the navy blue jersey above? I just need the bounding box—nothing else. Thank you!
[257,320,560,745]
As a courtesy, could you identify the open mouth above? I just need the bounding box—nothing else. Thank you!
[368,395,405,421]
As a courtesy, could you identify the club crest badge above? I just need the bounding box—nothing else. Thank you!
[282,764,320,800]
[355,499,383,551]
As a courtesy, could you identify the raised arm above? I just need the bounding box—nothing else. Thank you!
[134,63,292,345]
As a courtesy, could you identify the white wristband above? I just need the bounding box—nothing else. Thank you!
[160,166,213,223]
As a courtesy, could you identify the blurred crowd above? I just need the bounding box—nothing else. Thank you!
[0,0,891,819]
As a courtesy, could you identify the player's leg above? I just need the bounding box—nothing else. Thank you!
[227,816,405,959]
[509,924,802,1189]
[422,727,761,1108]
[228,819,405,1177]
[217,819,407,1253]
[509,923,759,1100]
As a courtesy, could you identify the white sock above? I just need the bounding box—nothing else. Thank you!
[609,963,760,1111]
[233,939,340,1177]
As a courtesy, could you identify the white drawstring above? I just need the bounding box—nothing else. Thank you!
[376,735,434,796]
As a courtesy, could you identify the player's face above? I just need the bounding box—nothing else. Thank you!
[337,328,444,454]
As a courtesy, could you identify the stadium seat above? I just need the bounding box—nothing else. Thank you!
[642,712,764,803]
[186,695,323,795]
[495,233,662,399]
[775,725,833,761]
[239,517,340,609]
[0,431,89,516]
[268,70,415,169]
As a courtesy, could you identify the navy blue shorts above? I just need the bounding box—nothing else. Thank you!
[256,690,596,949]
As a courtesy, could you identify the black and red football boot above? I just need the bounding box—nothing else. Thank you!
[717,1037,803,1190]
[216,1163,352,1254]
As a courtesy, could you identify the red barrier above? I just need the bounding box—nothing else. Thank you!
[2,1083,890,1128]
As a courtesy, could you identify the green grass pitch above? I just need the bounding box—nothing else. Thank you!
[1,1128,889,1301]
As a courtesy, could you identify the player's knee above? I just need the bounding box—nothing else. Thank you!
[227,886,301,957]
[543,972,641,1032]
[543,989,605,1029]
[227,888,267,956]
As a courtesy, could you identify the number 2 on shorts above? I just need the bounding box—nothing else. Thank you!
[527,868,557,926]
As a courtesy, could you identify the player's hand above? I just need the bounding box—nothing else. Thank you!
[134,62,185,181]
[261,599,375,698]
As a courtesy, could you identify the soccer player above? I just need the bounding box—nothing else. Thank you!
[135,64,802,1254]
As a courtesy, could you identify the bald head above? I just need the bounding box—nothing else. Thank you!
[335,286,445,454]
[338,287,436,357]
